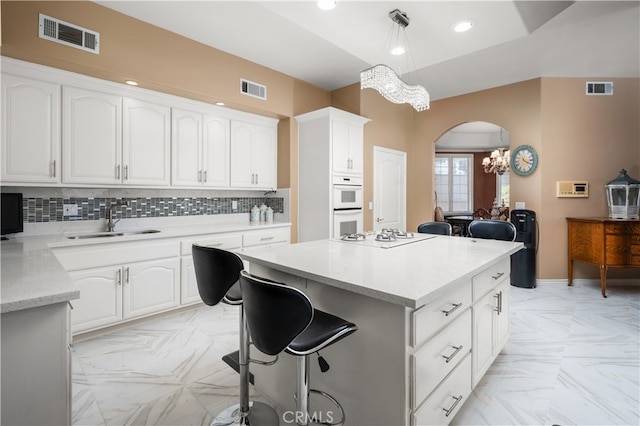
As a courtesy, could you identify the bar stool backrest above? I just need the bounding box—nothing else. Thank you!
[417,221,452,235]
[192,245,244,306]
[468,219,517,241]
[240,271,313,356]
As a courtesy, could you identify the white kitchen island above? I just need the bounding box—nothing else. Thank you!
[240,234,522,425]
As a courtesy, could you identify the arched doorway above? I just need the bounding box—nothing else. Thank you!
[433,121,510,229]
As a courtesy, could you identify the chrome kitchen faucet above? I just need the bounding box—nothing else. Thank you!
[106,200,130,232]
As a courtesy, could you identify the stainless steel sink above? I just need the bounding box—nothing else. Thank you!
[66,229,161,239]
[66,232,124,239]
[125,229,161,235]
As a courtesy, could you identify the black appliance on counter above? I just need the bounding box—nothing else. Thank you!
[1,193,24,239]
[510,209,537,288]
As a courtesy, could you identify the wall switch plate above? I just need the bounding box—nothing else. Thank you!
[232,200,238,210]
[368,201,373,210]
[515,202,526,210]
[63,204,78,216]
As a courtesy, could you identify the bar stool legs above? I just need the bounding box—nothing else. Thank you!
[211,305,279,426]
[294,355,346,426]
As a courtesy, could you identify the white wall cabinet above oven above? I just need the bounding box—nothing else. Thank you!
[1,74,61,184]
[296,107,370,242]
[62,86,171,186]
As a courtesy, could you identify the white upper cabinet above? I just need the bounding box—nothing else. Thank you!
[63,86,170,186]
[332,118,364,175]
[172,108,229,188]
[63,86,122,185]
[122,97,171,185]
[230,120,277,190]
[1,74,61,183]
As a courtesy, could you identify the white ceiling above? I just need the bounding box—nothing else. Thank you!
[94,0,640,102]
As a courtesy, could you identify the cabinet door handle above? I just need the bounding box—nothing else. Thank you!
[116,165,121,180]
[492,272,505,280]
[116,269,122,286]
[442,302,462,317]
[52,160,56,177]
[255,173,259,184]
[494,291,503,314]
[442,345,464,363]
[203,170,207,182]
[198,170,202,182]
[443,395,463,417]
[251,173,255,184]
[124,165,129,180]
[125,267,130,284]
[260,236,274,241]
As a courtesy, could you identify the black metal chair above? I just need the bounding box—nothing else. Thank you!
[239,270,357,426]
[192,245,278,425]
[417,221,452,236]
[468,219,517,241]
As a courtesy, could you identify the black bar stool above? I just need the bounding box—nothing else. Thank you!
[239,270,357,426]
[192,245,278,425]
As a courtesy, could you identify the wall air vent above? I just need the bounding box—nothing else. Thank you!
[585,81,613,96]
[240,78,267,100]
[38,14,100,54]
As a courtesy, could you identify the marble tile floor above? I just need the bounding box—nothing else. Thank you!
[71,282,640,426]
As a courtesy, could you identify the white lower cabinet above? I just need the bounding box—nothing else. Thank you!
[70,257,180,334]
[471,258,511,387]
[408,257,511,425]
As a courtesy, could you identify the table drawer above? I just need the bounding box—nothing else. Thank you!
[411,283,471,347]
[181,234,242,255]
[472,257,510,301]
[606,223,640,234]
[411,353,472,426]
[411,309,471,408]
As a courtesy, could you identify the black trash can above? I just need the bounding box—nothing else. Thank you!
[510,209,537,288]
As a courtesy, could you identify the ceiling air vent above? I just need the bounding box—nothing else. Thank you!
[38,14,100,54]
[240,78,267,100]
[585,81,613,96]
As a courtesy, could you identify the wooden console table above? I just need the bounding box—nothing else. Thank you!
[566,217,640,297]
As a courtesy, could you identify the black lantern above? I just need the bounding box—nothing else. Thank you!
[605,169,640,219]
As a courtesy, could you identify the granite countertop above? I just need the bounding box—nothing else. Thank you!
[240,235,523,309]
[1,220,291,314]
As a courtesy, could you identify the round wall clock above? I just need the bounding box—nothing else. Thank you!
[511,145,538,176]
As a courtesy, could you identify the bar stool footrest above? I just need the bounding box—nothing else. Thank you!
[308,389,346,426]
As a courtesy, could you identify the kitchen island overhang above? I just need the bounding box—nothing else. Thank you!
[238,235,523,425]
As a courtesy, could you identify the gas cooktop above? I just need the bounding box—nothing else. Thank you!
[337,230,436,249]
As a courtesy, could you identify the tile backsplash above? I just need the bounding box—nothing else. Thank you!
[21,196,284,223]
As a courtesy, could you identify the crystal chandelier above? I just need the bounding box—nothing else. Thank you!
[360,9,430,112]
[482,148,510,175]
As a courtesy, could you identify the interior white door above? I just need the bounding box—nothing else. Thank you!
[373,147,406,232]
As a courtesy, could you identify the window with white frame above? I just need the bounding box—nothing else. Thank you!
[434,154,473,214]
[497,171,510,206]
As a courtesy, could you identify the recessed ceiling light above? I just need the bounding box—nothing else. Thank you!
[317,0,336,11]
[215,102,225,106]
[453,20,473,33]
[125,80,138,86]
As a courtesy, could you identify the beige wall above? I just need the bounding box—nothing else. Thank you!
[3,1,639,281]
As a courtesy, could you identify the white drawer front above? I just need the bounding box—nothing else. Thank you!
[412,354,472,426]
[411,282,471,346]
[472,257,510,301]
[181,234,242,255]
[243,228,290,247]
[411,309,471,408]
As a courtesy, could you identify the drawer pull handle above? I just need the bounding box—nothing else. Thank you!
[116,269,122,286]
[492,272,505,280]
[260,236,275,241]
[442,303,462,317]
[442,345,464,363]
[443,395,463,417]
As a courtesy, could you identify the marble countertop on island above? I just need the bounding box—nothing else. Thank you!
[240,235,523,308]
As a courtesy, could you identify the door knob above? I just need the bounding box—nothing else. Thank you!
[376,217,384,222]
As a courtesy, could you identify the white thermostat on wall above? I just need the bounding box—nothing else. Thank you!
[556,181,589,198]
